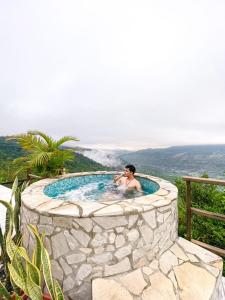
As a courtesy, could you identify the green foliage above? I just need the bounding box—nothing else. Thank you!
[0,177,25,291]
[8,131,79,178]
[1,225,64,300]
[175,174,225,275]
[0,137,108,183]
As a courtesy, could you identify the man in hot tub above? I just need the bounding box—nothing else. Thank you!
[114,164,142,193]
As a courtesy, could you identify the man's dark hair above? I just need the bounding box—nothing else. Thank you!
[125,164,136,174]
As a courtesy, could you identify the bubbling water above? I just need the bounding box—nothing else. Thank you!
[54,180,143,202]
[44,174,159,202]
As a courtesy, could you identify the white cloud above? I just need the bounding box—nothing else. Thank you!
[1,0,225,149]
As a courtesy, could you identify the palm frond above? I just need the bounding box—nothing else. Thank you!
[30,152,53,167]
[9,134,40,152]
[54,136,79,148]
[28,131,54,147]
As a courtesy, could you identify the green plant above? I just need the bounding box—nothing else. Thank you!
[9,131,79,178]
[0,177,26,291]
[0,225,64,300]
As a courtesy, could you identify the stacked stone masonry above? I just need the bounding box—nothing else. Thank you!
[21,172,224,300]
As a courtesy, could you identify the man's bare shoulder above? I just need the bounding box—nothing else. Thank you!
[134,178,142,190]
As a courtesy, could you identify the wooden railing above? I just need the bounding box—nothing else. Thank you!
[183,176,225,257]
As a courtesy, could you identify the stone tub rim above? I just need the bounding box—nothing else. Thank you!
[21,171,178,218]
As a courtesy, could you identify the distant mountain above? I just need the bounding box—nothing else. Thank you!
[120,145,225,179]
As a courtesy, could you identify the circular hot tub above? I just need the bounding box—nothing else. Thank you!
[21,171,178,300]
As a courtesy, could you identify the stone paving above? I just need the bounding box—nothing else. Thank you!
[20,171,224,300]
[92,237,224,300]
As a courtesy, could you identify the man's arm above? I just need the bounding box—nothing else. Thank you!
[136,181,143,192]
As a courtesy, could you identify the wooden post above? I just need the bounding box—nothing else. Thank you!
[186,181,192,240]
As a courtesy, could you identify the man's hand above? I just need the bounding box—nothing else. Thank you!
[114,173,123,183]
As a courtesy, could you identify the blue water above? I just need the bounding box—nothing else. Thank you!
[44,174,159,201]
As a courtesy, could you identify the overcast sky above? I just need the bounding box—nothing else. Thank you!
[1,1,225,150]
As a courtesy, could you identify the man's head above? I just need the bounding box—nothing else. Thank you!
[124,164,136,177]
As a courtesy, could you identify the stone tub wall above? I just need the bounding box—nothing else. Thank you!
[20,199,177,300]
[20,172,178,299]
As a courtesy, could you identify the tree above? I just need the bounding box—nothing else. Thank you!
[9,130,79,177]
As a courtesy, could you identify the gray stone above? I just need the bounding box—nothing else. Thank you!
[159,250,178,274]
[73,221,79,229]
[115,245,132,260]
[115,235,126,248]
[119,269,147,296]
[157,212,164,223]
[59,257,72,275]
[132,248,146,263]
[149,259,159,271]
[143,271,176,300]
[168,270,178,289]
[89,252,112,264]
[92,279,133,300]
[63,275,75,292]
[74,218,93,232]
[91,233,106,248]
[93,225,102,233]
[152,232,161,248]
[164,211,172,221]
[137,220,143,226]
[64,230,79,250]
[134,256,149,269]
[137,238,144,248]
[142,266,153,275]
[93,216,127,229]
[127,229,139,242]
[105,258,131,276]
[53,216,73,228]
[66,253,86,264]
[140,225,153,244]
[106,245,115,252]
[109,232,116,244]
[94,247,104,254]
[128,214,138,228]
[115,227,124,233]
[177,237,220,263]
[142,210,157,229]
[80,248,92,255]
[51,260,64,282]
[174,262,216,300]
[69,282,92,300]
[40,215,53,225]
[52,232,69,259]
[27,210,39,224]
[71,229,91,247]
[76,264,92,284]
[170,243,189,261]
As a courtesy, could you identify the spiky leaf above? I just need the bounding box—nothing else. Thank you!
[54,280,64,300]
[26,267,42,300]
[11,177,18,201]
[28,225,42,270]
[8,263,27,294]
[41,246,56,300]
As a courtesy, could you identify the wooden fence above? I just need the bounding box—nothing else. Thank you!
[183,176,225,257]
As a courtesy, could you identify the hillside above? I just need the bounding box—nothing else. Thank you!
[0,137,108,183]
[120,145,225,179]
